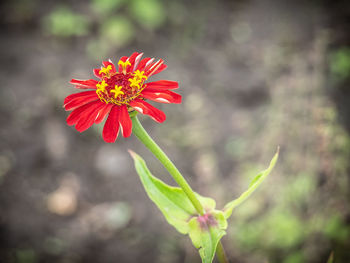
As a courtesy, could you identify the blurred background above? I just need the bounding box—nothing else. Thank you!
[0,0,349,262]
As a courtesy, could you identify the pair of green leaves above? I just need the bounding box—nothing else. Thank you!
[130,149,279,263]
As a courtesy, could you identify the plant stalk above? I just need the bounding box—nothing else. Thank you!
[131,115,229,263]
[131,115,204,215]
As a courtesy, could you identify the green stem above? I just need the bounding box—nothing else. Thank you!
[131,115,229,263]
[131,115,204,215]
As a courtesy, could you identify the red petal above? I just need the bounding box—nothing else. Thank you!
[141,89,182,104]
[64,94,99,111]
[126,52,140,72]
[129,99,166,123]
[144,59,157,72]
[93,68,103,78]
[102,106,120,143]
[75,103,105,132]
[136,57,153,71]
[145,80,179,90]
[64,90,97,105]
[145,59,164,77]
[133,53,144,71]
[95,104,113,124]
[70,79,98,89]
[66,100,102,126]
[118,105,132,137]
[151,64,167,76]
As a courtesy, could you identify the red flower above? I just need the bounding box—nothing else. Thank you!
[64,52,181,143]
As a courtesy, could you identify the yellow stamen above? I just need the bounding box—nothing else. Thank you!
[110,85,124,98]
[128,77,141,88]
[133,70,148,81]
[99,65,112,76]
[118,60,131,74]
[96,80,108,92]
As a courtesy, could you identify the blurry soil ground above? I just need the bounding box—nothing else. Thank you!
[0,0,350,263]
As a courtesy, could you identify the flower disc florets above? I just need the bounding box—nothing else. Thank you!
[96,60,148,106]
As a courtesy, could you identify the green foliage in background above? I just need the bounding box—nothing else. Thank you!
[42,0,166,59]
[42,7,89,37]
[16,249,37,263]
[330,47,350,81]
[91,0,126,15]
[100,17,134,46]
[229,105,350,263]
[129,0,166,30]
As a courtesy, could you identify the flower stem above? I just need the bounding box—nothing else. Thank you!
[131,115,229,263]
[131,115,205,215]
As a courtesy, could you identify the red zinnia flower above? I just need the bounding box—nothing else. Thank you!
[64,52,181,143]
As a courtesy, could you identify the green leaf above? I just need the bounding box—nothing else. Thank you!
[188,211,227,263]
[327,251,334,263]
[129,151,216,234]
[223,148,279,219]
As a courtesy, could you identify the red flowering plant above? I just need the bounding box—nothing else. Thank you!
[64,52,181,142]
[64,52,279,263]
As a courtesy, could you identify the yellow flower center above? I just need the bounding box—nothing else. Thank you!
[96,60,148,105]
